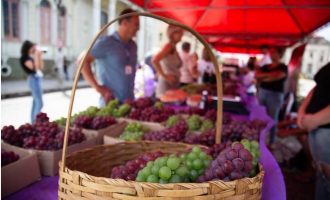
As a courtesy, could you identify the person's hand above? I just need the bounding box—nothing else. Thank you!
[96,85,113,104]
[164,74,176,85]
[301,114,319,131]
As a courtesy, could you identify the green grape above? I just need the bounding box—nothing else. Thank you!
[241,139,251,150]
[198,151,207,160]
[175,165,188,177]
[187,152,198,161]
[151,165,160,175]
[166,115,180,127]
[192,159,203,170]
[136,175,146,182]
[186,160,193,169]
[192,146,202,154]
[187,115,202,131]
[159,166,172,180]
[169,175,182,183]
[155,157,168,167]
[189,170,199,181]
[147,174,159,183]
[159,179,168,184]
[146,161,154,168]
[167,157,180,170]
[200,119,214,131]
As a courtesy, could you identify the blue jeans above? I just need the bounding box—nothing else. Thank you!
[308,128,330,200]
[28,75,43,122]
[258,88,284,144]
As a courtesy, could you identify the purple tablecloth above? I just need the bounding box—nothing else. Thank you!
[4,96,285,200]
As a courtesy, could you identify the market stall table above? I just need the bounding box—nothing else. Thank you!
[3,96,285,200]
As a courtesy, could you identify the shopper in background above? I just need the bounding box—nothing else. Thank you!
[255,47,288,144]
[19,40,44,122]
[257,45,272,67]
[198,48,216,84]
[243,57,257,95]
[297,62,330,200]
[79,8,139,106]
[152,25,183,98]
[179,42,194,86]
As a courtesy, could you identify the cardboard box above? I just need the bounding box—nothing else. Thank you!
[1,142,41,197]
[2,134,97,176]
[104,119,165,145]
[82,122,126,145]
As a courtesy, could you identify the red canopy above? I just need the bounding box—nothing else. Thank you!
[130,0,330,53]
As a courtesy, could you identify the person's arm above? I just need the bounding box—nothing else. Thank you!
[152,43,176,84]
[297,87,315,128]
[78,51,113,103]
[302,104,330,131]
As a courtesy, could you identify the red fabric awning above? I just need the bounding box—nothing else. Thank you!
[130,0,330,53]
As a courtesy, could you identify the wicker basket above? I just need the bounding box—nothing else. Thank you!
[58,12,264,200]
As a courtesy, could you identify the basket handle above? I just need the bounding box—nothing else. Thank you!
[60,12,223,171]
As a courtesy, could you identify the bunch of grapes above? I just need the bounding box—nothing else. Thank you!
[96,99,120,116]
[1,125,23,147]
[197,143,253,182]
[91,116,117,130]
[143,121,188,142]
[128,106,175,123]
[165,115,180,127]
[35,112,49,123]
[74,115,117,130]
[1,150,20,167]
[119,122,149,141]
[241,139,260,176]
[1,113,86,150]
[184,129,215,147]
[112,104,131,118]
[111,151,164,180]
[136,146,212,183]
[187,115,202,131]
[131,97,154,109]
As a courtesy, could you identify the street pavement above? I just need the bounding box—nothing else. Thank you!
[1,88,99,127]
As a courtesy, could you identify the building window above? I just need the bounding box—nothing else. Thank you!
[58,6,66,46]
[101,11,108,27]
[40,0,51,44]
[2,0,20,40]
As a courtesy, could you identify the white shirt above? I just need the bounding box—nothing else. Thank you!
[179,52,194,83]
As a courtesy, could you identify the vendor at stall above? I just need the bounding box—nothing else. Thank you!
[152,25,183,98]
[79,8,139,106]
[255,47,288,144]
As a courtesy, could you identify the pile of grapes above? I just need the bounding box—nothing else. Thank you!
[111,151,164,180]
[119,122,150,141]
[73,115,117,130]
[197,142,254,182]
[143,121,188,142]
[1,150,19,167]
[136,147,212,183]
[1,113,85,150]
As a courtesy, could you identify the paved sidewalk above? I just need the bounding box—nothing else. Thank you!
[1,78,89,99]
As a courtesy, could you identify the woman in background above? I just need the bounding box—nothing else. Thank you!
[152,25,183,97]
[20,40,44,122]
